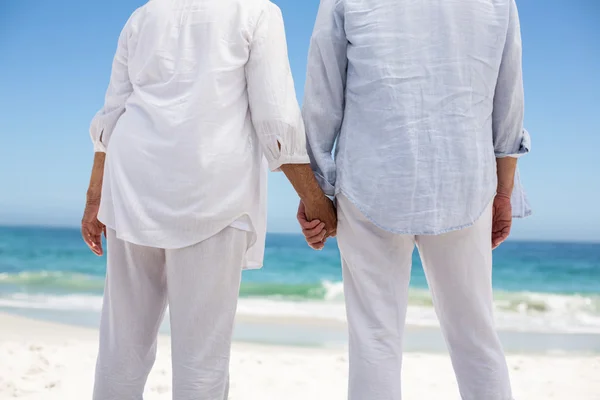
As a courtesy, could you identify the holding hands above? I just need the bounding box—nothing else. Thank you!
[297,197,337,250]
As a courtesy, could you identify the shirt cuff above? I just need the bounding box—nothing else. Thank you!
[510,167,532,218]
[93,140,107,153]
[314,171,336,197]
[269,154,311,172]
[495,129,531,158]
[90,115,110,153]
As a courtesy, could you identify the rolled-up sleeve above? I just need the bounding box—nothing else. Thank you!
[302,0,347,196]
[493,0,529,159]
[511,167,532,218]
[89,16,135,153]
[245,3,309,172]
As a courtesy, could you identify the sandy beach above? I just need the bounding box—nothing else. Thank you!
[0,312,599,400]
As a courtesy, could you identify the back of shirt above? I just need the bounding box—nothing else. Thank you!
[99,0,265,247]
[125,0,260,140]
[91,0,309,260]
[304,0,529,234]
[342,0,513,147]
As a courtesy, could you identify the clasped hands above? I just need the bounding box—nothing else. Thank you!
[296,196,337,250]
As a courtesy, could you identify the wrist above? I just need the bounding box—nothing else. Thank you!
[87,185,102,198]
[495,192,512,201]
[301,192,328,208]
[496,184,513,198]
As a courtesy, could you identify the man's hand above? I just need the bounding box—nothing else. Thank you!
[492,194,512,249]
[297,198,337,250]
[82,190,105,256]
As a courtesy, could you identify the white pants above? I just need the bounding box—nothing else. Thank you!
[337,195,512,400]
[93,227,250,400]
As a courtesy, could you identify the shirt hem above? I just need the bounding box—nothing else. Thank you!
[336,188,498,236]
[100,215,262,270]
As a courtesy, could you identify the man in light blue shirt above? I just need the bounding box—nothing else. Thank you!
[298,0,531,398]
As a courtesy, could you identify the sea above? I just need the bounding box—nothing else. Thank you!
[1,226,600,351]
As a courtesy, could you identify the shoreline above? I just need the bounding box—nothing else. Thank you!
[2,307,600,355]
[2,283,599,336]
[4,307,600,354]
[1,312,599,399]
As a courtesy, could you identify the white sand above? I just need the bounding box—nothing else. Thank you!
[1,313,599,400]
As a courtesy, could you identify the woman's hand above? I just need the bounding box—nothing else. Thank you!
[82,188,105,256]
[82,153,107,256]
[297,197,337,250]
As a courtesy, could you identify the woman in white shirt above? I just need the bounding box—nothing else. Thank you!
[81,0,336,398]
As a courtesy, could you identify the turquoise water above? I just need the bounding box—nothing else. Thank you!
[1,226,599,333]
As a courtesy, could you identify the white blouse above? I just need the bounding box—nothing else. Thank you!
[90,0,309,269]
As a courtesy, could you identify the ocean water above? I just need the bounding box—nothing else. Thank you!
[1,226,600,335]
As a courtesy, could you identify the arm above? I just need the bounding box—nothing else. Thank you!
[245,3,310,172]
[90,17,134,154]
[492,157,518,249]
[496,157,517,199]
[302,0,347,196]
[87,153,106,202]
[82,153,107,256]
[493,0,529,164]
[82,16,135,255]
[280,163,337,239]
[491,0,529,248]
[245,3,336,238]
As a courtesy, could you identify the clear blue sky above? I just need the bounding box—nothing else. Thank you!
[0,1,598,242]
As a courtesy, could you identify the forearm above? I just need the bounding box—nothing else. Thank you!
[496,157,517,197]
[87,152,106,202]
[280,163,328,205]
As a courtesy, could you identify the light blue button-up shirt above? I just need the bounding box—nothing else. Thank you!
[303,0,531,235]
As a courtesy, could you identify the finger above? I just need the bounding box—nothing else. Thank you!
[82,228,100,255]
[305,231,326,243]
[492,231,509,249]
[302,223,326,237]
[297,201,306,218]
[299,216,321,229]
[296,206,309,222]
[309,241,325,250]
[82,226,93,248]
[91,232,103,256]
[493,237,505,249]
[492,235,500,249]
[88,237,101,256]
[306,230,327,245]
[83,225,103,256]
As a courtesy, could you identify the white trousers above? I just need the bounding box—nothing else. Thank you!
[337,195,513,400]
[93,227,250,400]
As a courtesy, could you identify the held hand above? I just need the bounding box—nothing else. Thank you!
[82,192,106,256]
[492,194,512,249]
[297,197,337,250]
[297,201,327,250]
